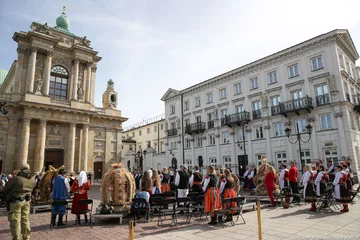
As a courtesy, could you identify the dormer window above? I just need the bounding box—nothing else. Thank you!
[50,66,68,100]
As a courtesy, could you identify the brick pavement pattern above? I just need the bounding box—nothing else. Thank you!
[0,184,359,240]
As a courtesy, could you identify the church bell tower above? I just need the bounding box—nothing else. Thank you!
[102,79,118,109]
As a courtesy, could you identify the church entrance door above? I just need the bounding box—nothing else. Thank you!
[44,149,64,171]
[94,162,103,179]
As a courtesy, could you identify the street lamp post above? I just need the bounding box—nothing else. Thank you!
[237,121,248,175]
[0,101,8,115]
[284,123,313,167]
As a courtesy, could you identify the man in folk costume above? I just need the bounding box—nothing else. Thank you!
[189,165,203,194]
[160,167,171,193]
[175,165,190,213]
[71,171,91,224]
[326,159,335,182]
[242,167,249,190]
[333,165,352,212]
[219,169,237,221]
[203,166,221,225]
[247,166,256,190]
[51,169,70,226]
[278,163,289,190]
[314,165,328,197]
[302,165,317,211]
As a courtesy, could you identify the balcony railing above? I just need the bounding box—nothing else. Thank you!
[278,96,314,117]
[271,105,281,116]
[353,94,360,113]
[167,128,178,137]
[185,122,206,135]
[221,111,251,127]
[316,94,331,106]
[252,109,262,120]
[208,120,214,129]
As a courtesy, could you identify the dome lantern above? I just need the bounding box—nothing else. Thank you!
[56,5,70,30]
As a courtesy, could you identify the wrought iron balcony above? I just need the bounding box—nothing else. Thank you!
[208,120,214,129]
[353,94,360,114]
[278,96,314,118]
[252,109,262,120]
[271,105,281,116]
[316,94,331,107]
[185,122,206,135]
[221,111,251,127]
[167,128,178,137]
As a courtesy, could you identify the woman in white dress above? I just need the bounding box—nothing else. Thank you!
[301,164,317,211]
[314,165,328,196]
[278,163,289,190]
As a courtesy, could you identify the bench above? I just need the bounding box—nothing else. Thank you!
[92,213,124,225]
[31,200,73,214]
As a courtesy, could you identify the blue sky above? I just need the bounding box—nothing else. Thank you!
[1,0,360,127]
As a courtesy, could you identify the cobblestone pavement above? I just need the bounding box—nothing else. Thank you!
[0,184,359,240]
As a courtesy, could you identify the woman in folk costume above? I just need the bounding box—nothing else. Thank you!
[152,169,161,195]
[278,163,289,190]
[140,171,153,196]
[160,168,171,193]
[314,165,328,197]
[247,166,256,190]
[203,166,221,225]
[302,164,317,211]
[341,162,353,191]
[264,166,277,207]
[71,171,91,224]
[333,165,352,212]
[220,169,237,221]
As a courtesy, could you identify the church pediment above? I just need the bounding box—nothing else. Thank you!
[161,88,180,101]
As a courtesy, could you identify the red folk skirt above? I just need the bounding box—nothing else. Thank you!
[222,188,237,213]
[204,187,221,213]
[161,182,170,193]
[71,192,89,214]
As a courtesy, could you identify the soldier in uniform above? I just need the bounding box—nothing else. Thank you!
[5,163,35,240]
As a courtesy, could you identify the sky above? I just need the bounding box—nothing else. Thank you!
[0,0,360,127]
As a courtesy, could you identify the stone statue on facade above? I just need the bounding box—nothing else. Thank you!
[261,92,268,108]
[176,118,181,129]
[95,132,104,139]
[214,108,219,120]
[328,75,336,92]
[50,125,60,135]
[80,36,90,47]
[77,84,84,100]
[35,76,43,94]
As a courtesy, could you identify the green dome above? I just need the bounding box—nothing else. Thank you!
[56,13,70,30]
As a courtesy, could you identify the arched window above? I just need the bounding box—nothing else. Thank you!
[50,66,68,99]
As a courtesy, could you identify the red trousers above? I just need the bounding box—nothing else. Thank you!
[266,186,275,205]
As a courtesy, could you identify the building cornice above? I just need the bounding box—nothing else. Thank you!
[285,79,305,88]
[217,101,229,108]
[232,96,245,103]
[247,92,262,99]
[204,105,216,111]
[308,72,330,82]
[193,109,203,115]
[265,86,282,94]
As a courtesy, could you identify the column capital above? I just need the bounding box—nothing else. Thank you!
[70,123,77,127]
[46,49,53,57]
[73,58,80,65]
[86,62,93,68]
[23,117,32,122]
[82,124,89,129]
[39,119,47,124]
[17,47,26,54]
[30,46,38,53]
[91,65,97,72]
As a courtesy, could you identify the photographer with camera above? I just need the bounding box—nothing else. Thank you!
[5,163,35,240]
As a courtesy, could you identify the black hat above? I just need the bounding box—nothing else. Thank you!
[58,169,67,174]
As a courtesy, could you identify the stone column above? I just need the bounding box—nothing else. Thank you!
[72,59,80,100]
[18,118,31,168]
[34,119,47,173]
[67,123,76,173]
[27,47,37,93]
[4,118,19,173]
[14,48,26,94]
[335,112,347,158]
[42,50,53,96]
[81,125,89,171]
[78,128,83,173]
[90,65,97,105]
[85,62,92,103]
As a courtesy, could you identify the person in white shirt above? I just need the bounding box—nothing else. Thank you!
[247,167,256,190]
[333,165,351,212]
[314,165,328,196]
[243,167,249,190]
[302,164,317,211]
[278,164,289,190]
[189,165,203,194]
[175,166,190,214]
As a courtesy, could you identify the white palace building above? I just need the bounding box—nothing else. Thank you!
[161,29,360,179]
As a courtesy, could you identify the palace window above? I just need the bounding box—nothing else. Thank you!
[288,64,299,78]
[209,134,216,145]
[268,71,278,84]
[324,148,338,165]
[295,119,307,133]
[220,109,228,118]
[170,105,175,114]
[255,126,264,139]
[273,122,285,137]
[185,139,191,149]
[222,131,229,144]
[271,95,281,106]
[195,97,201,107]
[50,66,69,100]
[235,104,244,113]
[224,157,231,168]
[219,88,227,99]
[250,77,259,89]
[256,153,265,167]
[238,128,244,141]
[234,83,242,95]
[206,93,213,103]
[184,101,189,111]
[320,114,333,130]
[196,137,203,147]
[300,150,312,165]
[276,152,287,169]
[311,56,323,71]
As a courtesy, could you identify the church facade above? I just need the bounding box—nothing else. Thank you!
[0,8,127,178]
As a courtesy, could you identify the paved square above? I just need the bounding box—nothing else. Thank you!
[0,185,359,240]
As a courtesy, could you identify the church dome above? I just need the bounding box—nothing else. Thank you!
[56,7,70,30]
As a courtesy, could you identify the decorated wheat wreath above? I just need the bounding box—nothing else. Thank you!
[100,163,135,213]
[38,165,65,201]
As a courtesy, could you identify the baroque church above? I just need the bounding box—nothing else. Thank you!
[0,7,127,178]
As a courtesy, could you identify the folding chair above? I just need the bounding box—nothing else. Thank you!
[132,198,149,222]
[317,187,339,212]
[217,198,232,228]
[351,185,360,201]
[158,197,176,227]
[149,196,163,224]
[175,197,191,224]
[187,192,199,213]
[50,200,69,230]
[229,197,246,225]
[76,199,93,227]
[162,191,176,199]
